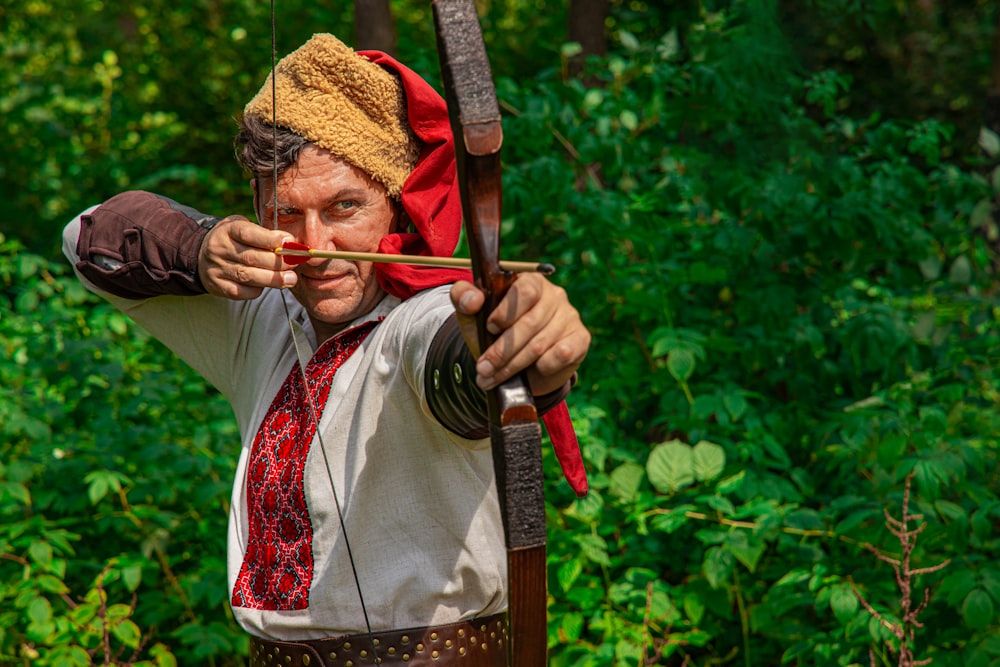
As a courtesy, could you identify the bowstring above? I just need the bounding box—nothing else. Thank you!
[268,2,380,658]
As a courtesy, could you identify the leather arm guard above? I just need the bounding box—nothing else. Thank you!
[425,314,572,439]
[75,191,221,299]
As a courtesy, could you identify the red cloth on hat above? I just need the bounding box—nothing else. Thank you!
[359,51,587,497]
[359,50,471,300]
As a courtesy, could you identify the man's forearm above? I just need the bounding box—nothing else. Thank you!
[72,191,221,299]
[425,315,572,439]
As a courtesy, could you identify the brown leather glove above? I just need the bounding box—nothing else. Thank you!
[75,191,221,299]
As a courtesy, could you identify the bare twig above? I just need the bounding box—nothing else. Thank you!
[851,472,950,667]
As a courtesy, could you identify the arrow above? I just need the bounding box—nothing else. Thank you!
[274,240,555,275]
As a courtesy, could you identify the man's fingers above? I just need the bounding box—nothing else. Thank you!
[476,310,587,394]
[450,274,589,396]
[199,216,297,299]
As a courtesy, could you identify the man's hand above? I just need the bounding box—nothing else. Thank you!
[451,273,590,396]
[198,216,299,299]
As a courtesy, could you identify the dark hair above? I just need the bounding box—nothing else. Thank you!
[234,113,309,177]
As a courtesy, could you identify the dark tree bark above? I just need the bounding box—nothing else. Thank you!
[985,3,1000,133]
[355,0,396,57]
[567,0,609,77]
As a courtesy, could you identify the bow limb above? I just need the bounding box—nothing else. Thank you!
[433,2,548,665]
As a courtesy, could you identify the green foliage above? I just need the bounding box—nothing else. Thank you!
[496,4,1000,666]
[3,0,1000,665]
[0,234,241,663]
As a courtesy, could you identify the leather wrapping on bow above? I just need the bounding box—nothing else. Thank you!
[432,2,548,665]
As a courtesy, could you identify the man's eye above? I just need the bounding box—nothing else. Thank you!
[333,200,358,212]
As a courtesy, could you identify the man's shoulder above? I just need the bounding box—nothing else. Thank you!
[377,285,453,340]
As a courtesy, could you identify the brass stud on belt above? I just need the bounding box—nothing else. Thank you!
[459,647,467,656]
[360,650,368,658]
[445,639,453,648]
[345,661,353,667]
[387,647,396,655]
[431,650,440,659]
[373,639,380,647]
[457,629,465,638]
[433,368,441,389]
[416,643,425,652]
[328,652,337,660]
[401,635,410,644]
[302,656,311,666]
[343,642,352,650]
[402,654,411,662]
[430,632,439,641]
[452,363,463,383]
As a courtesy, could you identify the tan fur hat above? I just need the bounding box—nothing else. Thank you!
[244,33,419,197]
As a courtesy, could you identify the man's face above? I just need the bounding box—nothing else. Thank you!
[255,144,399,341]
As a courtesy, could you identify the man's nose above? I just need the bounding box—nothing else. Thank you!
[299,212,332,251]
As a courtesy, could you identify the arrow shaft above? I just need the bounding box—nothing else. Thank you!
[274,247,555,275]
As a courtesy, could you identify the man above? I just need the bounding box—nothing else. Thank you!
[63,33,589,666]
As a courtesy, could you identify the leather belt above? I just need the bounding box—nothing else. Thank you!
[248,613,509,667]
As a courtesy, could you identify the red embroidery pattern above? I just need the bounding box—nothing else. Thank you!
[231,321,379,610]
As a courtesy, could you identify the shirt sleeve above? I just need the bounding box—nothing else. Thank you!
[62,195,260,401]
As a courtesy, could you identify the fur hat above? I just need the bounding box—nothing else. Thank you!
[244,33,419,197]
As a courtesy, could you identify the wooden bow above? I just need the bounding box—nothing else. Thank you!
[433,2,548,665]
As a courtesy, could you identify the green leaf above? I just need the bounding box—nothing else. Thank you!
[876,434,908,469]
[692,441,725,482]
[567,490,604,522]
[949,255,972,285]
[609,462,644,502]
[28,539,53,566]
[560,42,583,59]
[721,391,748,421]
[575,533,610,566]
[683,593,705,625]
[830,584,859,624]
[715,470,745,495]
[0,481,31,505]
[45,646,91,667]
[942,569,977,607]
[557,558,582,593]
[34,574,69,594]
[979,127,1000,157]
[27,596,52,625]
[726,531,766,573]
[122,562,143,592]
[619,110,638,132]
[667,349,696,383]
[963,589,995,630]
[112,619,142,648]
[647,440,694,493]
[87,474,110,505]
[702,546,733,589]
[917,255,942,280]
[559,612,584,642]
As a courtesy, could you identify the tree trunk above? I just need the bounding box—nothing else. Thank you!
[567,0,609,77]
[985,3,1000,133]
[354,0,396,56]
